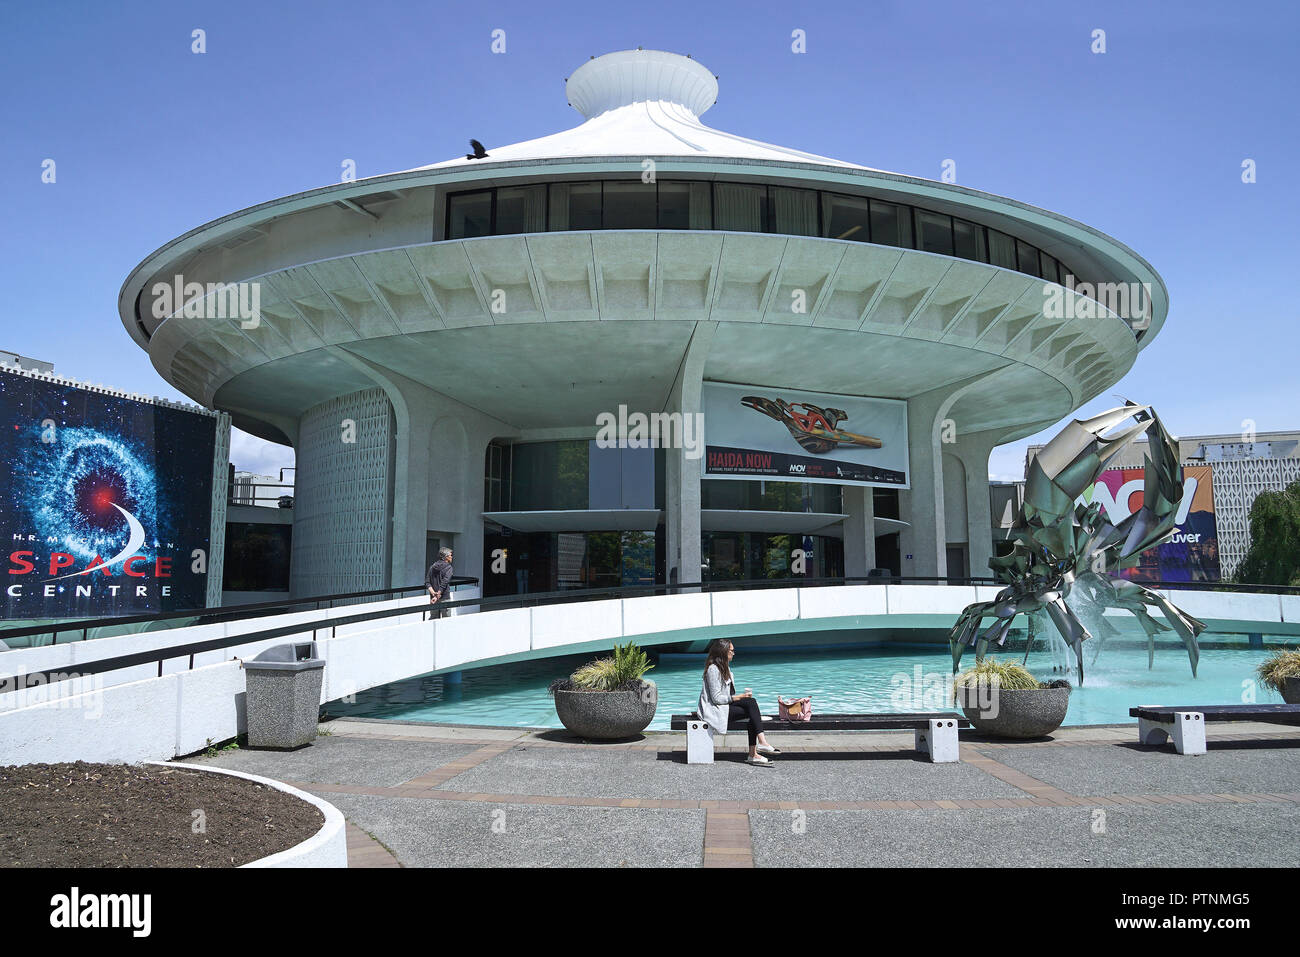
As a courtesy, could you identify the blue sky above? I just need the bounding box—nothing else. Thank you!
[2,0,1296,480]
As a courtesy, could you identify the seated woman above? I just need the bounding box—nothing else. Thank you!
[698,638,781,766]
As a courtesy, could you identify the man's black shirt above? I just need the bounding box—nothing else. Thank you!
[425,559,453,594]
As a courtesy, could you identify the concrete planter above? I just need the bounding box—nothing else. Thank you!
[957,684,1070,739]
[150,762,347,867]
[554,684,657,740]
[1281,676,1300,705]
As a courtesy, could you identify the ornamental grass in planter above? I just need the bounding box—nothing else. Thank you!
[1257,647,1300,704]
[953,657,1071,739]
[548,642,658,740]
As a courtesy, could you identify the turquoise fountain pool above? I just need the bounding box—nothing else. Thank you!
[327,633,1295,730]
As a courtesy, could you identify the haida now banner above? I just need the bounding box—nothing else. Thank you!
[1080,464,1220,583]
[702,382,908,488]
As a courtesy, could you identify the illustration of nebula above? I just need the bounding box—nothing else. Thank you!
[20,427,162,565]
[0,370,217,616]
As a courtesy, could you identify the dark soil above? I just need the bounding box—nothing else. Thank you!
[0,761,324,868]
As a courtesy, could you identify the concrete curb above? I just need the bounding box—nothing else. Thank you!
[149,761,348,868]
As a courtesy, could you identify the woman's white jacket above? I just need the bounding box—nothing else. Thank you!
[698,663,734,732]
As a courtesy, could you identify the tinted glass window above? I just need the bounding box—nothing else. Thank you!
[953,219,987,262]
[771,187,819,236]
[713,183,766,232]
[656,182,712,229]
[821,193,870,241]
[870,200,912,247]
[1016,239,1042,278]
[568,183,602,230]
[447,191,492,239]
[915,210,954,256]
[603,182,657,228]
[988,229,1017,269]
[450,182,1067,288]
[509,441,588,510]
[657,182,692,229]
[223,523,292,592]
[494,185,546,234]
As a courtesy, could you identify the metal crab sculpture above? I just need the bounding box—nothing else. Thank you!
[949,402,1206,685]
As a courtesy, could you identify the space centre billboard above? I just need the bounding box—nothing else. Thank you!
[702,382,908,487]
[0,368,219,619]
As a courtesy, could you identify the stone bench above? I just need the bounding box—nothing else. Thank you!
[669,712,969,764]
[1129,703,1300,755]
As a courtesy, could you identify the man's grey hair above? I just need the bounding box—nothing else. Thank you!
[438,546,453,561]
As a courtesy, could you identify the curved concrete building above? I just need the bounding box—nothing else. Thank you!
[118,49,1168,599]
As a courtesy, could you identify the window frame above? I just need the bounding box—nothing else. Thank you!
[443,181,1085,289]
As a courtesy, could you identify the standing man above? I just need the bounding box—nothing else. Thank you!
[425,546,454,618]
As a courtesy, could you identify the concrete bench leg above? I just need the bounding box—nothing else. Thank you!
[686,720,715,764]
[915,718,960,763]
[1137,712,1206,755]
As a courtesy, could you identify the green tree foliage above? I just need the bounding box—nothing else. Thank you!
[1234,479,1300,586]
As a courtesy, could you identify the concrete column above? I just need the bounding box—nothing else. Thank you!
[952,430,1000,580]
[664,323,715,586]
[842,485,877,577]
[898,389,949,579]
[897,372,1009,581]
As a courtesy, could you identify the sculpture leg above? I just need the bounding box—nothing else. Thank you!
[1141,589,1205,678]
[1044,596,1092,686]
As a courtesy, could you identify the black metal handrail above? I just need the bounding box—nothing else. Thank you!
[4,571,1296,651]
[0,577,481,646]
[6,574,1296,691]
[227,480,295,507]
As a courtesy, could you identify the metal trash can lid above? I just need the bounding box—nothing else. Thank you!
[246,641,325,672]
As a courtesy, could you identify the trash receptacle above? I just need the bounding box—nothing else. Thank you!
[244,641,325,749]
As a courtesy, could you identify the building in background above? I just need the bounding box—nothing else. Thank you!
[117,49,1171,598]
[0,350,54,375]
[230,470,279,506]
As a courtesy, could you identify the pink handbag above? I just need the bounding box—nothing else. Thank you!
[777,696,812,721]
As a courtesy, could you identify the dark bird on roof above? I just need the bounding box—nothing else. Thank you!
[466,139,488,160]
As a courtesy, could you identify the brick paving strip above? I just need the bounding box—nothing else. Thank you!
[293,724,1300,867]
[397,742,514,789]
[345,821,401,868]
[703,811,754,868]
[961,746,1079,804]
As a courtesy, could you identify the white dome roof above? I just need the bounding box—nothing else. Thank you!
[567,49,718,119]
[420,49,875,172]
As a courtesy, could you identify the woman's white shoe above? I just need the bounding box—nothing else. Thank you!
[757,744,781,755]
[746,754,775,766]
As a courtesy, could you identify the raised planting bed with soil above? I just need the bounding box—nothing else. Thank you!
[0,761,325,868]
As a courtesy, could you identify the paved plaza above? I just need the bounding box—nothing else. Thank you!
[188,719,1300,868]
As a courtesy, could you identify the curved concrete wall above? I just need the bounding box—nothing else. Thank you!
[2,585,1297,766]
[149,762,348,868]
[290,387,393,597]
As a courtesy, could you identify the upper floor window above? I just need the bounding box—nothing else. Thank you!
[445,180,1080,289]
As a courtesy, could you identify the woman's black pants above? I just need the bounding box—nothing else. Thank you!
[726,698,764,746]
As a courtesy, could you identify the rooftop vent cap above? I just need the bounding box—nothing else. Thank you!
[565,49,718,120]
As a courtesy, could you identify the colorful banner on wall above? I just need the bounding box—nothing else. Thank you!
[701,382,908,487]
[0,371,217,619]
[1080,464,1220,583]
